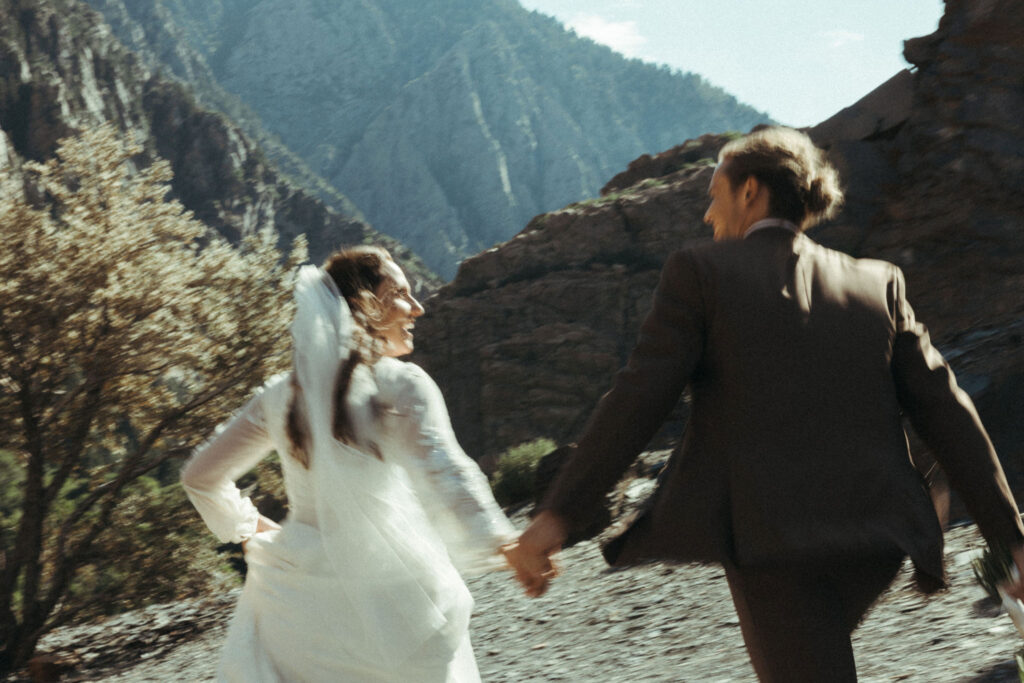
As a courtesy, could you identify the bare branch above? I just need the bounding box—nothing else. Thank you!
[0,310,26,372]
[49,368,240,562]
[41,444,192,623]
[128,445,192,480]
[43,602,86,634]
[39,379,96,432]
[42,379,106,508]
[9,375,46,627]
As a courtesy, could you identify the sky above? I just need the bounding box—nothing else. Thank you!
[516,0,945,127]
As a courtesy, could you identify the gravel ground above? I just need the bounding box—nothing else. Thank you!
[20,522,1020,682]
[469,523,1017,683]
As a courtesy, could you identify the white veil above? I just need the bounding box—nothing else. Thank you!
[289,265,472,669]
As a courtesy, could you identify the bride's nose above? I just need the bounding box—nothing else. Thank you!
[410,298,424,317]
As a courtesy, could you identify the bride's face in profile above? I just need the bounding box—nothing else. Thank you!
[376,259,424,357]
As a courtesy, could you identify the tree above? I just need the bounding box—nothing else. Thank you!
[0,124,305,672]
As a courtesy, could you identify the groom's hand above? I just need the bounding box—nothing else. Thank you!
[505,510,568,597]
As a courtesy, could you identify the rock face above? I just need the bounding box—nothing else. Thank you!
[812,0,1024,492]
[0,0,437,293]
[82,0,772,278]
[412,137,725,458]
[80,0,367,221]
[413,0,1024,513]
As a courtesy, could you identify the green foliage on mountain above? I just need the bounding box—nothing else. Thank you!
[0,0,439,294]
[83,0,364,220]
[84,0,772,277]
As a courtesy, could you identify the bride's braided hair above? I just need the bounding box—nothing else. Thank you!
[285,246,393,468]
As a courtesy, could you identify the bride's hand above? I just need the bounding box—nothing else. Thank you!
[242,515,283,552]
[256,515,283,533]
[502,511,568,597]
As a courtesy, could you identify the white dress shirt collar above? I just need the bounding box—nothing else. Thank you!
[743,218,800,238]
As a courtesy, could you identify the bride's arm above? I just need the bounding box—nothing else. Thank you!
[180,384,278,544]
[386,363,516,573]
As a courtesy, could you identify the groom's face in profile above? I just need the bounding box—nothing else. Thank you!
[704,161,746,242]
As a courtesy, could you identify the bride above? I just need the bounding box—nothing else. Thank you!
[181,246,516,682]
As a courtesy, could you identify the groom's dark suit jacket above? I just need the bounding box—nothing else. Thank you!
[542,227,1023,587]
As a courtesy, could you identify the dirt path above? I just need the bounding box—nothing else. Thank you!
[22,522,1019,682]
[469,524,1017,682]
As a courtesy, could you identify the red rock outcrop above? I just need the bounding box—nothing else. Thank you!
[414,0,1024,504]
[413,157,721,459]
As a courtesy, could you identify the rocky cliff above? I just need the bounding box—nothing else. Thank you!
[411,137,721,459]
[0,0,438,293]
[812,0,1024,490]
[82,0,772,278]
[79,0,366,221]
[412,0,1024,504]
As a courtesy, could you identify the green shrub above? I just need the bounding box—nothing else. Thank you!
[490,438,556,507]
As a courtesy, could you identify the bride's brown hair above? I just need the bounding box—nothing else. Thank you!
[285,246,394,467]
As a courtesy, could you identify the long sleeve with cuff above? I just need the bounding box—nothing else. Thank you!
[379,360,516,574]
[180,388,275,544]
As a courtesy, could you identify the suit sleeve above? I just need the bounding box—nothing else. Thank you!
[540,250,706,532]
[890,266,1024,550]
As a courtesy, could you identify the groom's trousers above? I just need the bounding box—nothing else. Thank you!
[723,548,905,683]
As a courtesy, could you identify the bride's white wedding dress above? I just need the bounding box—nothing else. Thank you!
[181,354,515,682]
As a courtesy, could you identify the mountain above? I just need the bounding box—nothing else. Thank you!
[82,0,772,277]
[410,0,1024,514]
[76,0,364,219]
[0,0,438,293]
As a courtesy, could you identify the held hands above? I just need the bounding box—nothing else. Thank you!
[502,542,559,598]
[503,510,568,598]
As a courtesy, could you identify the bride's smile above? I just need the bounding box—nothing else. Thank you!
[377,259,424,357]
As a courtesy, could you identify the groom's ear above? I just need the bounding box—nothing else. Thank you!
[741,175,761,204]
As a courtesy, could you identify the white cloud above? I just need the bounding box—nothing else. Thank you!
[820,30,866,49]
[568,14,647,58]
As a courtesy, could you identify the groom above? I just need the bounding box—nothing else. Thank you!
[505,127,1024,682]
